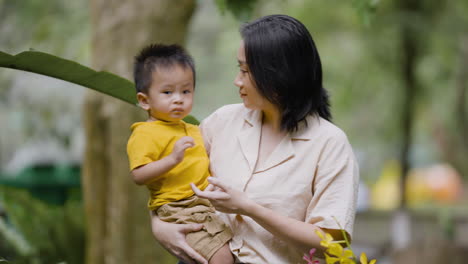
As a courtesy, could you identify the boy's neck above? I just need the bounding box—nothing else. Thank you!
[146,116,181,123]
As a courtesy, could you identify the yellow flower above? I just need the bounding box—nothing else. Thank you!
[325,253,354,264]
[360,252,376,264]
[325,253,340,264]
[307,219,378,264]
[326,243,354,263]
[315,229,334,248]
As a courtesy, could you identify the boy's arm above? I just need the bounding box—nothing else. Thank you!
[131,155,178,185]
[131,136,194,185]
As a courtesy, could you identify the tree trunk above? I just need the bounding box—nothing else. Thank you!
[391,0,422,251]
[82,1,196,263]
[454,34,468,174]
[397,0,421,210]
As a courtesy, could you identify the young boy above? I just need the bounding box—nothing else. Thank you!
[126,44,233,264]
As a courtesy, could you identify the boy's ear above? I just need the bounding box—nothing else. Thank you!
[137,92,150,111]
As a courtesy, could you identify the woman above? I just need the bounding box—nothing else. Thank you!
[151,14,359,264]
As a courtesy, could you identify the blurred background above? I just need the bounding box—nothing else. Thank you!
[0,0,467,263]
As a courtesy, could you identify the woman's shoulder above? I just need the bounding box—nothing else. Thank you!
[202,103,247,125]
[211,103,247,116]
[300,115,349,142]
[302,116,356,163]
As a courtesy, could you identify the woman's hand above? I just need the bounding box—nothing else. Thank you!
[191,177,254,215]
[150,211,207,264]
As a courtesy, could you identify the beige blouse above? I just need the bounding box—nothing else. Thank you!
[200,104,359,264]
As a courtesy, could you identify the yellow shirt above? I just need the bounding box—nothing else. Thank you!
[200,104,359,264]
[127,120,209,210]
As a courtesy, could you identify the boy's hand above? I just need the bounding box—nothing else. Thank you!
[171,136,195,163]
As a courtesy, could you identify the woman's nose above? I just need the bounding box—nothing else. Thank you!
[234,74,242,87]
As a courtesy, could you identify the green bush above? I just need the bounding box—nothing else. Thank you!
[0,186,84,264]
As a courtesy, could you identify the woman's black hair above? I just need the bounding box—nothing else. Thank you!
[133,43,195,94]
[240,14,331,132]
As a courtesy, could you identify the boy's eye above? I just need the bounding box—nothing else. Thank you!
[183,90,192,94]
[162,91,172,94]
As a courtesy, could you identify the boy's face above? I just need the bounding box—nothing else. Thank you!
[138,65,194,122]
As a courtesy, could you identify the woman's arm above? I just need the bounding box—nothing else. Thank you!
[191,178,342,254]
[241,197,345,253]
[149,211,208,264]
[244,199,325,253]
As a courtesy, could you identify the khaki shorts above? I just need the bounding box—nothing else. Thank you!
[156,196,232,260]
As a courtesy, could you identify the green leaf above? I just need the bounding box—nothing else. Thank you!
[214,0,257,21]
[352,0,380,26]
[183,115,199,125]
[0,50,200,122]
[214,0,227,14]
[0,50,137,105]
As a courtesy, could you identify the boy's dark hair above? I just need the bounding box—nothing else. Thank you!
[133,44,195,94]
[240,14,331,132]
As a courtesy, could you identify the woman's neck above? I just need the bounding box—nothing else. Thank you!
[261,105,282,132]
[256,105,286,169]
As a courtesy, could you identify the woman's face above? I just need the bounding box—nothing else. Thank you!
[234,41,271,111]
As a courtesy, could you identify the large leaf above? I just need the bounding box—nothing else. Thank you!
[0,50,199,124]
[0,50,137,105]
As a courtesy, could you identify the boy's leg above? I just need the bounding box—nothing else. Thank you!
[208,243,234,264]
